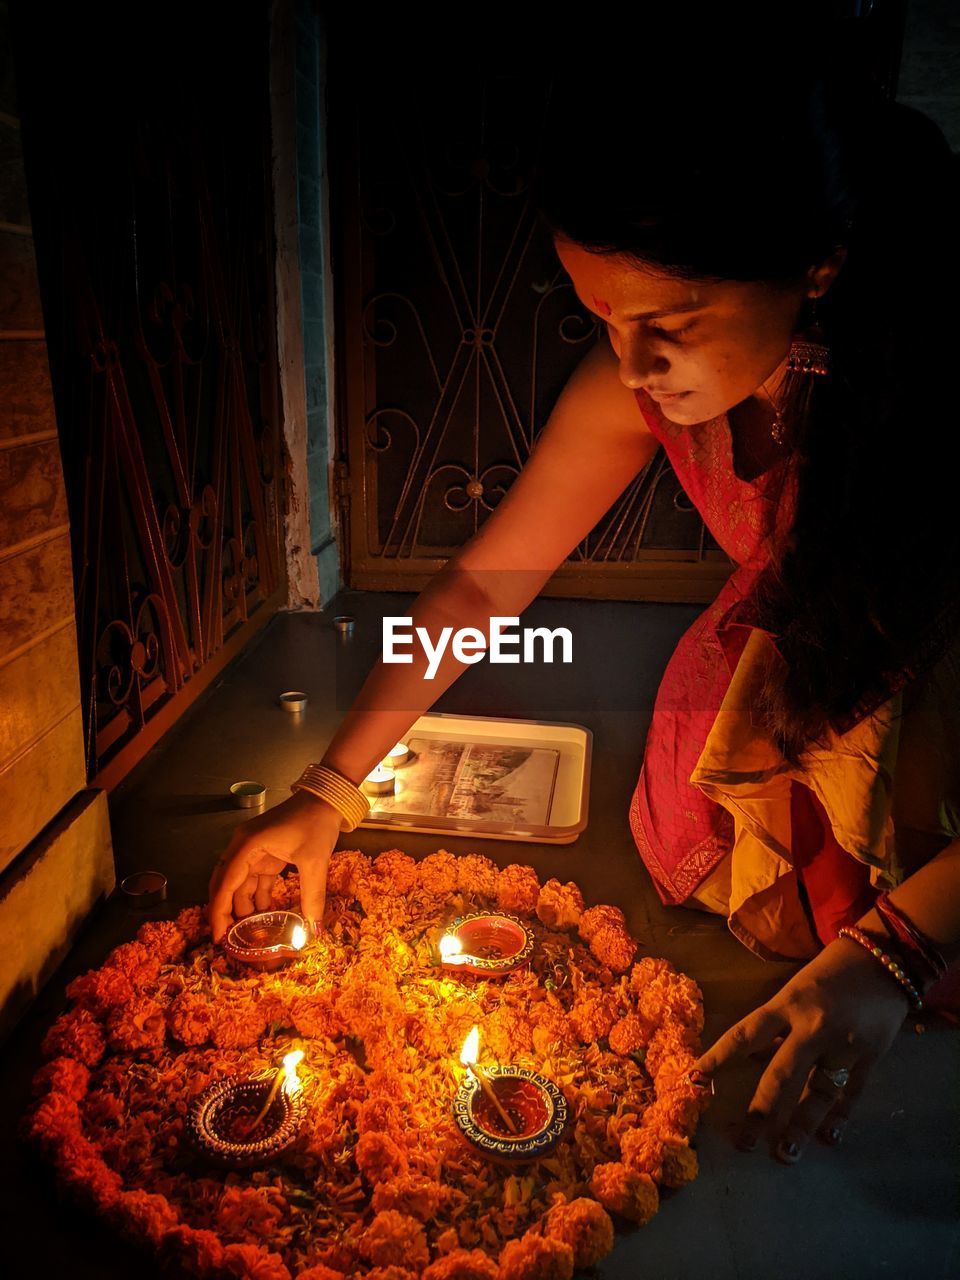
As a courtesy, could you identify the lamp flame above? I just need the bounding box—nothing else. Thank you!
[439,934,465,962]
[460,1025,480,1069]
[282,1049,305,1096]
[290,924,307,951]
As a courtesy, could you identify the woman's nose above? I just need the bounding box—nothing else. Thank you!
[617,334,667,389]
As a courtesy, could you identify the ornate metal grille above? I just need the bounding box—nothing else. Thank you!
[328,17,731,602]
[17,3,284,786]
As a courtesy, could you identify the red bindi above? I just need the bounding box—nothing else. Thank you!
[591,295,612,316]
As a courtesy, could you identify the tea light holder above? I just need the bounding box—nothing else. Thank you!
[230,780,267,809]
[361,762,396,796]
[223,910,309,971]
[188,1072,306,1169]
[119,870,168,908]
[453,1065,568,1163]
[383,741,411,769]
[332,615,355,635]
[278,691,308,713]
[439,912,533,977]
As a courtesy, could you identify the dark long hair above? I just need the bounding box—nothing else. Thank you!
[533,22,960,767]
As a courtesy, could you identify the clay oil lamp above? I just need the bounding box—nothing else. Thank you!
[189,1050,307,1170]
[223,911,309,972]
[453,1027,568,1164]
[438,912,533,978]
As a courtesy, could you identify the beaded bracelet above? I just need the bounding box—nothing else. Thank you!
[291,763,370,832]
[838,925,924,1012]
[874,892,946,985]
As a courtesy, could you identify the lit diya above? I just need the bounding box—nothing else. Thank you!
[453,1027,567,1163]
[438,912,533,977]
[223,911,309,971]
[188,1050,307,1169]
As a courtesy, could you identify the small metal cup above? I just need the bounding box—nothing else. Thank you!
[332,615,355,635]
[230,781,267,809]
[119,871,168,908]
[278,691,308,713]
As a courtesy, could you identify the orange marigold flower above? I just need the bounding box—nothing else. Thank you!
[65,967,135,1016]
[356,1095,405,1143]
[589,1161,659,1225]
[106,997,166,1056]
[454,853,499,899]
[136,919,187,964]
[26,1093,82,1153]
[608,1013,646,1056]
[102,940,162,988]
[209,1001,267,1050]
[372,1173,443,1221]
[174,904,209,947]
[577,904,626,943]
[643,1091,701,1140]
[327,849,372,897]
[42,1007,105,1068]
[423,1248,499,1280]
[359,1210,429,1269]
[643,1023,699,1080]
[374,848,419,894]
[660,1137,699,1188]
[495,864,540,915]
[364,1267,418,1280]
[588,925,637,973]
[55,1133,123,1210]
[417,849,459,896]
[284,991,341,1041]
[111,1188,179,1246]
[619,1126,663,1176]
[356,1131,409,1184]
[217,1186,285,1242]
[32,1055,90,1102]
[535,879,584,931]
[167,991,214,1047]
[544,1197,615,1269]
[220,1242,293,1280]
[158,1224,225,1277]
[567,989,619,1044]
[635,969,704,1034]
[531,1004,574,1056]
[497,1231,574,1280]
[295,1267,346,1280]
[271,873,300,909]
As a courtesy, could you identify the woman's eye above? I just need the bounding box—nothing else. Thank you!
[650,321,696,342]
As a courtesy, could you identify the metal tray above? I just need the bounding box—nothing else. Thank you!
[359,712,591,845]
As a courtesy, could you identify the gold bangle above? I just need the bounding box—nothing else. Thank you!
[291,763,370,832]
[837,925,923,1012]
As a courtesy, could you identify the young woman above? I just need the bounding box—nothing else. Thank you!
[210,29,960,1165]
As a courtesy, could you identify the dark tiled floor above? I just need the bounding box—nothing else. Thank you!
[1,591,957,1279]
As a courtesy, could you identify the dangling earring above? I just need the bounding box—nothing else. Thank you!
[771,295,832,444]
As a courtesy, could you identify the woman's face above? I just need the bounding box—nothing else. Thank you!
[554,236,812,425]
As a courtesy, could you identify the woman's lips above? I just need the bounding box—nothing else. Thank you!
[646,390,689,402]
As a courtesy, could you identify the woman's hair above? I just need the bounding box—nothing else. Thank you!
[533,17,960,766]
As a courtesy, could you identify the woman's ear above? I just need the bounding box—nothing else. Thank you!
[808,245,848,298]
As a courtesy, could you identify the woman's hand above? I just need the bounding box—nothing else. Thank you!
[692,936,913,1163]
[208,791,343,942]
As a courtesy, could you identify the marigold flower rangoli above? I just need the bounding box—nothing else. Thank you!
[26,849,709,1279]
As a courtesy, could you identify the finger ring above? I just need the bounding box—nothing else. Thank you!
[814,1065,851,1091]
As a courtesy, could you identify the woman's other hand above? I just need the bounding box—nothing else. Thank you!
[691,935,913,1162]
[208,791,343,942]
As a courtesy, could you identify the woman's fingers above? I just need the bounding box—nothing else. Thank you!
[817,1055,875,1147]
[298,853,330,932]
[232,874,259,921]
[254,874,277,913]
[737,1035,819,1153]
[210,846,256,941]
[774,1058,861,1163]
[693,1005,788,1077]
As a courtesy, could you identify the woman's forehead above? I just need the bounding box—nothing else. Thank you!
[554,237,714,316]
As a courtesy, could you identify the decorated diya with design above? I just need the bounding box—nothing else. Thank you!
[188,1052,307,1170]
[453,1065,568,1163]
[223,910,309,971]
[439,911,533,976]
